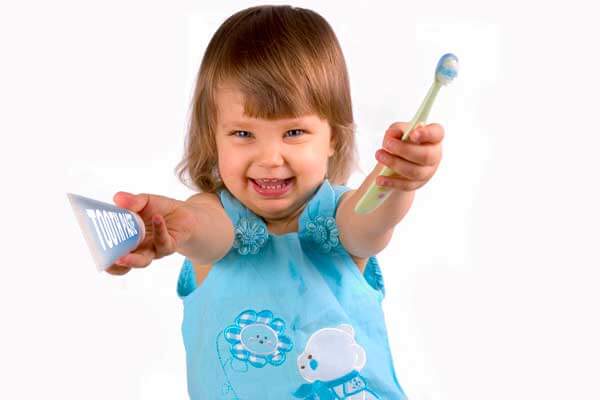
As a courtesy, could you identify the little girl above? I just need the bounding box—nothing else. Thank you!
[108,5,444,399]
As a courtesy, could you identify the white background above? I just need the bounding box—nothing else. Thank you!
[1,0,599,399]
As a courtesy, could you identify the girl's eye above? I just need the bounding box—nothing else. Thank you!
[286,129,305,138]
[232,130,252,138]
[231,129,304,138]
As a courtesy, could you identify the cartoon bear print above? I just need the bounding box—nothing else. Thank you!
[293,324,381,399]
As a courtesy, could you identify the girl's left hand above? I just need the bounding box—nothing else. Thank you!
[374,121,444,192]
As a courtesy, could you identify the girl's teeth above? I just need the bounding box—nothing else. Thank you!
[258,182,285,189]
[253,178,292,190]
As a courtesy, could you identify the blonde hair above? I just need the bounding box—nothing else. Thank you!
[176,5,360,193]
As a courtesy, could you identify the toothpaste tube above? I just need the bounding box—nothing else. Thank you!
[67,193,146,271]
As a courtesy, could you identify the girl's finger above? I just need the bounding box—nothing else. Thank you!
[105,265,132,275]
[384,122,445,145]
[418,123,445,144]
[113,192,180,222]
[152,215,175,258]
[382,138,439,166]
[116,247,156,268]
[113,192,150,213]
[375,150,436,181]
[384,122,409,140]
[376,175,424,192]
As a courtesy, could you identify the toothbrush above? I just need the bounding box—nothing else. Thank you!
[354,53,459,214]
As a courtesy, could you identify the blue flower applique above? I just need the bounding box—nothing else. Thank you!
[304,215,340,253]
[223,309,294,368]
[232,215,269,255]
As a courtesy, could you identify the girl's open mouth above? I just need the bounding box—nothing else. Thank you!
[250,177,294,197]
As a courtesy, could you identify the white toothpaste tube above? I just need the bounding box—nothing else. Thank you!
[67,193,146,271]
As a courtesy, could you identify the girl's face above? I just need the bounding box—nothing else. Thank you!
[214,85,335,223]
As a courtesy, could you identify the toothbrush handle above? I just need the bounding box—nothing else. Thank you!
[402,81,441,140]
[354,81,442,215]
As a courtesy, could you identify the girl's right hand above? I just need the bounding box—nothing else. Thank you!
[105,192,197,275]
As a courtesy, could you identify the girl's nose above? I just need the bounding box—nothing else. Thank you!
[256,145,285,168]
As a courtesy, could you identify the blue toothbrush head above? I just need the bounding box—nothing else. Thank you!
[435,53,459,85]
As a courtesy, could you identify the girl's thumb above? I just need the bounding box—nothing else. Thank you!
[113,191,136,208]
[114,192,151,214]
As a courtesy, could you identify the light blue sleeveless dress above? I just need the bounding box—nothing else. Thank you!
[177,179,408,399]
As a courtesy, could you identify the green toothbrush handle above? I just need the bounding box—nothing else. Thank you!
[354,81,442,215]
[401,80,441,141]
[354,166,396,214]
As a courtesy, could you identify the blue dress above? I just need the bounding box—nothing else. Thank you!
[177,179,408,399]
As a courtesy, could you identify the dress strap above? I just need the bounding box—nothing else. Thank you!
[298,179,351,254]
[218,187,251,225]
[219,188,270,256]
[176,187,272,300]
[332,183,353,207]
[299,180,386,298]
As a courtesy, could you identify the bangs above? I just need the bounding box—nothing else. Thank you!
[211,6,339,120]
[217,71,314,120]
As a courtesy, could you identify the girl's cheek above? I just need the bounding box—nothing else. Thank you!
[296,144,328,163]
[291,149,324,172]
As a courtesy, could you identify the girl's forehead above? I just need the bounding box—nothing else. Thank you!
[214,85,326,129]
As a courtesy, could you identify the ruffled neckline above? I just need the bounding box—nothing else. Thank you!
[219,179,342,255]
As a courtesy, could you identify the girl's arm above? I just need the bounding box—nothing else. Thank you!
[336,164,415,258]
[106,191,234,275]
[180,192,235,265]
[337,122,443,258]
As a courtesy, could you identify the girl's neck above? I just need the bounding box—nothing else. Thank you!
[265,219,299,235]
[261,203,306,235]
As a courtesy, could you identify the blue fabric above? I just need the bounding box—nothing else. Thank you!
[177,179,407,399]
